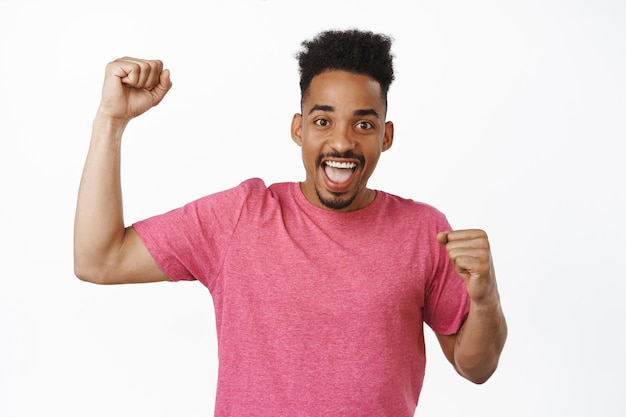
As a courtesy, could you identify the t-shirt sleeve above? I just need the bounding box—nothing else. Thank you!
[422,213,470,336]
[132,178,263,289]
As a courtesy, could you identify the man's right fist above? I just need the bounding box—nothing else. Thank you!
[98,57,172,122]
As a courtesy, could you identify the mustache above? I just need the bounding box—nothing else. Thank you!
[316,151,365,167]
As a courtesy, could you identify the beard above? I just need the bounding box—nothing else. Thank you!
[314,150,365,210]
[315,187,359,210]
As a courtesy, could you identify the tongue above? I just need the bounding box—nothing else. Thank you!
[325,166,353,183]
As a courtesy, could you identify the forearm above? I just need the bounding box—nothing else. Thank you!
[73,114,129,282]
[453,295,507,383]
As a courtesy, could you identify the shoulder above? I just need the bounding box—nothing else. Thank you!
[186,179,296,214]
[378,190,448,224]
[191,178,269,207]
[198,179,298,218]
[235,178,294,198]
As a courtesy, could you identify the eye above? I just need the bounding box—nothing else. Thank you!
[356,121,374,130]
[314,118,330,127]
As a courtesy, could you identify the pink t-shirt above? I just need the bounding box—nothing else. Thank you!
[134,178,469,416]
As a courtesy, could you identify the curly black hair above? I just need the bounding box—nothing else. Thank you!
[296,29,395,105]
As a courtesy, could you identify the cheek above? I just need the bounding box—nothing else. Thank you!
[363,150,382,171]
[301,140,317,157]
[300,144,317,169]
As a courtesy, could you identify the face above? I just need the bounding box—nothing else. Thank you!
[291,70,394,211]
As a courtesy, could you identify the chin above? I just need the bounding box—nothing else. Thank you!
[316,188,357,211]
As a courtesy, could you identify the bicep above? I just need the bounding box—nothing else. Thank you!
[111,226,169,284]
[436,332,458,368]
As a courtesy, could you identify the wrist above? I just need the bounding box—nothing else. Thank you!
[470,293,501,314]
[92,112,129,141]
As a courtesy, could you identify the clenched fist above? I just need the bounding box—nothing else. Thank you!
[97,57,172,122]
[437,229,499,304]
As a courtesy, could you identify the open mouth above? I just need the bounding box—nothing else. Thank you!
[323,160,357,185]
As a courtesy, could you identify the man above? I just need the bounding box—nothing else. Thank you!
[74,29,507,416]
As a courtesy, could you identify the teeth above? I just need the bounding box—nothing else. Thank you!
[325,161,356,169]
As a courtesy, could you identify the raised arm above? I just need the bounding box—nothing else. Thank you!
[73,57,172,284]
[436,229,508,384]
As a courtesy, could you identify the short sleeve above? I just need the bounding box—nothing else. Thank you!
[133,178,265,289]
[423,215,470,335]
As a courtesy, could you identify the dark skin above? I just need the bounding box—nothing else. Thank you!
[290,70,393,212]
[290,69,506,383]
[74,59,507,384]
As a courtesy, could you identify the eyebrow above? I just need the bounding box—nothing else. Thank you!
[309,104,334,114]
[308,104,380,118]
[354,108,380,118]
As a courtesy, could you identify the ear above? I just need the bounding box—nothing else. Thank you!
[291,113,303,146]
[382,121,394,152]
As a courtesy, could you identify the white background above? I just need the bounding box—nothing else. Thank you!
[1,0,624,415]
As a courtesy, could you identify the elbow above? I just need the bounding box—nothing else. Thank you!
[463,367,496,385]
[455,355,501,385]
[456,323,508,385]
[73,242,124,284]
[74,265,105,285]
[73,258,115,285]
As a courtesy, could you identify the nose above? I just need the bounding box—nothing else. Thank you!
[327,124,355,154]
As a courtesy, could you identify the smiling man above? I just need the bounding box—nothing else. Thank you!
[293,70,393,211]
[74,29,507,416]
